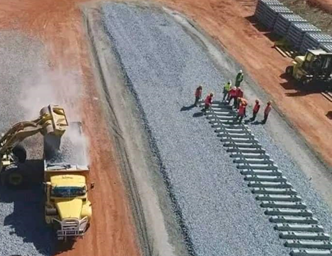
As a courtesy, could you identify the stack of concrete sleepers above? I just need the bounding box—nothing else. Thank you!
[320,43,332,53]
[300,32,332,54]
[254,0,284,28]
[286,23,321,50]
[273,14,307,37]
[261,6,293,30]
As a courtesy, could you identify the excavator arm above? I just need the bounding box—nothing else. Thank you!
[0,105,68,169]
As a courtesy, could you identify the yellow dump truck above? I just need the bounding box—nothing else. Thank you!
[43,121,92,240]
[0,105,92,240]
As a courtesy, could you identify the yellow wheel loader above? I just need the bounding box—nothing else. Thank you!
[285,49,332,89]
[0,105,92,240]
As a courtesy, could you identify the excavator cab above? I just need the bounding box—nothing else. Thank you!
[286,49,332,86]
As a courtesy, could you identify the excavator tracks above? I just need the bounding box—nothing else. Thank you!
[203,101,332,256]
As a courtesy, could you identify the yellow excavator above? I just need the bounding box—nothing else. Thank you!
[0,105,92,240]
[0,105,68,185]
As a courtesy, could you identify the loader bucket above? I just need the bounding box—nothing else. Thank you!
[40,105,68,136]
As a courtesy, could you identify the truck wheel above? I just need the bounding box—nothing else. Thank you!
[12,144,27,163]
[286,66,293,76]
[3,166,24,187]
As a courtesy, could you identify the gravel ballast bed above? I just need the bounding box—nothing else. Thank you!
[102,3,293,255]
[0,32,56,256]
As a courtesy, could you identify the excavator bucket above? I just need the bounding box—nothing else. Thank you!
[40,105,69,155]
[40,105,68,136]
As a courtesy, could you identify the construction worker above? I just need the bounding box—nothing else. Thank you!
[194,85,203,106]
[202,92,214,112]
[228,86,237,106]
[222,80,232,101]
[234,87,244,109]
[236,100,247,123]
[262,101,272,124]
[235,70,244,88]
[250,100,261,121]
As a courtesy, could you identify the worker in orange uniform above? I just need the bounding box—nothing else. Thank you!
[262,101,272,124]
[202,92,214,112]
[228,87,237,106]
[235,87,244,109]
[235,99,247,123]
[250,100,260,121]
[194,85,203,107]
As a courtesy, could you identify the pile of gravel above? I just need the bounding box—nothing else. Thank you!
[101,3,293,255]
[0,32,56,256]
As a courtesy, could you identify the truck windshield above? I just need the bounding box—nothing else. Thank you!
[51,186,86,198]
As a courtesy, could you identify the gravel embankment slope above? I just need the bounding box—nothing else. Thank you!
[0,32,56,256]
[101,3,294,255]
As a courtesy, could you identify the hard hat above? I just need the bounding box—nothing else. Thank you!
[198,85,202,89]
[239,69,243,73]
[255,99,259,103]
[267,101,271,105]
[228,80,232,84]
[210,92,214,96]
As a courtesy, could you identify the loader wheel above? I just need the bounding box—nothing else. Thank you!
[12,144,27,163]
[285,66,293,76]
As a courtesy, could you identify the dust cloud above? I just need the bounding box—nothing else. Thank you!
[18,66,90,165]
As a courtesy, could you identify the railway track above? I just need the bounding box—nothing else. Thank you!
[203,101,332,256]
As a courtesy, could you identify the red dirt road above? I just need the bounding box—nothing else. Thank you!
[157,0,332,167]
[0,0,141,256]
[307,0,332,13]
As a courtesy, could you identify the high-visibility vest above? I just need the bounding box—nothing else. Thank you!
[205,95,213,105]
[229,88,237,97]
[224,83,231,92]
[236,73,243,82]
[264,105,272,115]
[236,89,243,98]
[238,105,246,116]
[195,88,202,97]
[253,103,260,113]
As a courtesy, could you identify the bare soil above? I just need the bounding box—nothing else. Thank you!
[280,0,332,34]
[307,0,332,14]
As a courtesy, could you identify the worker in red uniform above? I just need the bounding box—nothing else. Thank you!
[262,101,272,124]
[234,87,244,109]
[235,100,247,123]
[202,92,214,112]
[228,86,237,106]
[194,85,203,107]
[250,99,260,121]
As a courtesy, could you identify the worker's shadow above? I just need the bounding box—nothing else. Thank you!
[193,112,204,117]
[180,104,196,111]
[248,120,264,125]
[0,159,74,255]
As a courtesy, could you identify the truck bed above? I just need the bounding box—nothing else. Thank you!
[44,121,89,172]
